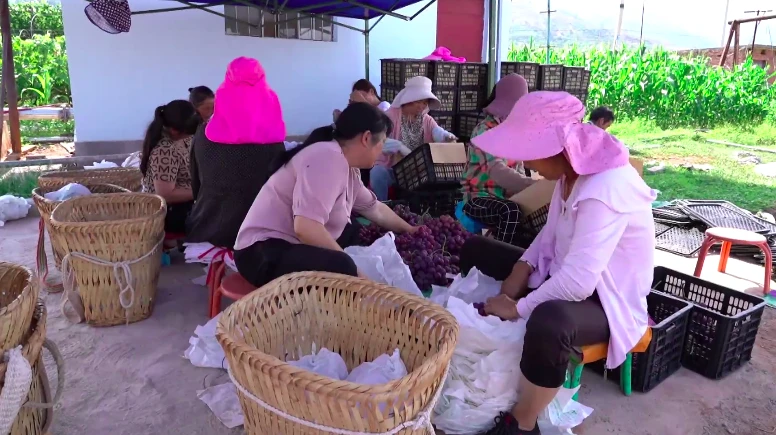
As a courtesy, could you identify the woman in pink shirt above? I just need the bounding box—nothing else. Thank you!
[460,92,656,435]
[234,102,418,287]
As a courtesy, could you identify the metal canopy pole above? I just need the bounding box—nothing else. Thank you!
[486,0,499,91]
[365,12,370,80]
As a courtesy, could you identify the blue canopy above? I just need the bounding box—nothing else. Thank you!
[174,0,428,20]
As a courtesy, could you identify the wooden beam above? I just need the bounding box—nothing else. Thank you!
[719,22,736,66]
[733,22,740,66]
[0,0,21,156]
[728,14,776,25]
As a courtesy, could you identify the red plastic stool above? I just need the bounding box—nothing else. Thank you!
[164,232,185,241]
[694,227,773,295]
[207,260,256,318]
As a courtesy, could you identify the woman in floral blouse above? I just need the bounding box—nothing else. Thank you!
[460,74,535,245]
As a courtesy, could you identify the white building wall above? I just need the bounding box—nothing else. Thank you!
[61,0,437,145]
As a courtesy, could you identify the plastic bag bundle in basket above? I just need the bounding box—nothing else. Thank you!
[217,272,459,435]
[0,303,62,435]
[32,184,130,270]
[49,193,166,326]
[37,168,142,192]
[0,263,39,353]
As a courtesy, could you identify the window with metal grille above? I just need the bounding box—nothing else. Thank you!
[224,5,335,41]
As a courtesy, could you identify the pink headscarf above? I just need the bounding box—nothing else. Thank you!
[205,57,286,145]
[472,91,629,175]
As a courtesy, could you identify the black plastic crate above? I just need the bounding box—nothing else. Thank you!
[380,58,429,87]
[397,187,462,217]
[459,63,489,87]
[429,111,455,133]
[569,89,589,105]
[457,87,487,112]
[432,87,457,112]
[563,67,591,91]
[500,62,541,91]
[455,112,484,139]
[589,291,692,393]
[523,203,549,235]
[429,61,459,87]
[393,143,466,191]
[381,85,400,104]
[539,64,564,91]
[652,266,767,379]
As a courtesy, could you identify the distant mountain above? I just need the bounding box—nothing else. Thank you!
[507,1,715,49]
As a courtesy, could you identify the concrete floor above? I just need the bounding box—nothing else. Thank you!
[1,216,774,435]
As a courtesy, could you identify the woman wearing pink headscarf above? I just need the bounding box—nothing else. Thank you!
[186,57,287,249]
[459,92,656,435]
[460,74,535,246]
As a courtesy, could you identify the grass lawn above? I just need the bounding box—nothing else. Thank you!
[20,119,74,141]
[611,120,776,213]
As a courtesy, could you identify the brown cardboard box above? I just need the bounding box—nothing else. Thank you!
[509,157,646,215]
[425,142,467,163]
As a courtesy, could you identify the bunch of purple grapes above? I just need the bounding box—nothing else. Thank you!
[356,204,476,291]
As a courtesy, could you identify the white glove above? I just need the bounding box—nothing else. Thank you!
[383,138,403,154]
[432,126,457,143]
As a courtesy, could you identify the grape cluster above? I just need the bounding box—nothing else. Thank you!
[357,204,476,291]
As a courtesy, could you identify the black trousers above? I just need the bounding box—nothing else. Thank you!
[462,197,523,245]
[460,236,610,388]
[165,201,193,234]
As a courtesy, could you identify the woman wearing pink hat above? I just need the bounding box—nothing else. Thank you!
[370,76,457,200]
[460,74,536,245]
[459,91,656,435]
[186,57,287,249]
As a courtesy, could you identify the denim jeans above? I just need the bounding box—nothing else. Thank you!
[370,165,395,201]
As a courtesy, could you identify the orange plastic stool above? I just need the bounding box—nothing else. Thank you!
[693,227,772,295]
[207,260,256,318]
[565,328,652,399]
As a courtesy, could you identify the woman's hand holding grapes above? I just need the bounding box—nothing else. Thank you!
[484,294,519,321]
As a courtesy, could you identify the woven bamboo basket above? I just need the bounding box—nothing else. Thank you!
[217,272,459,435]
[0,263,39,354]
[37,168,142,192]
[49,193,166,326]
[32,184,130,270]
[1,303,50,435]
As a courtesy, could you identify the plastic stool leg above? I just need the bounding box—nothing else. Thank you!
[209,288,222,319]
[620,353,633,396]
[718,241,732,273]
[570,363,584,401]
[693,236,716,277]
[761,241,773,295]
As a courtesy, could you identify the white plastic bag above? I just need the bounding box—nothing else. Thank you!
[197,383,244,429]
[288,348,349,380]
[346,349,408,385]
[344,233,422,297]
[0,195,31,227]
[122,152,141,168]
[42,183,91,201]
[429,267,501,307]
[183,314,227,369]
[85,160,118,169]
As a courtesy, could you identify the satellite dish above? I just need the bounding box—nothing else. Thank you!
[84,0,131,34]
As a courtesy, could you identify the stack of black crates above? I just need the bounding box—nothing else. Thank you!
[378,58,591,218]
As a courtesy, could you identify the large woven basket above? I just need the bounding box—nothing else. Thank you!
[0,263,39,353]
[217,272,459,435]
[37,168,142,192]
[32,184,130,270]
[1,303,50,435]
[49,193,166,326]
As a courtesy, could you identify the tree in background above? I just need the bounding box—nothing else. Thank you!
[9,0,63,38]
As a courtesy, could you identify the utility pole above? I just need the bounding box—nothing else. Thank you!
[745,9,773,52]
[539,1,555,64]
[721,0,730,46]
[612,0,625,50]
[639,0,645,46]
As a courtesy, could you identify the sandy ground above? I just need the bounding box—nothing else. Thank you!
[0,215,775,435]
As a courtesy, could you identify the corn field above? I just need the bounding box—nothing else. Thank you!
[508,42,776,129]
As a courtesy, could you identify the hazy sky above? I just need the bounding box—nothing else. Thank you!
[515,0,776,48]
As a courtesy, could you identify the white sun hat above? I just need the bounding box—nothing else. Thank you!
[389,76,441,110]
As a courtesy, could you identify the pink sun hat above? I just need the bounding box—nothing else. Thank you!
[471,91,630,175]
[206,57,286,145]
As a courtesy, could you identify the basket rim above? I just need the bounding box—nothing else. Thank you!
[0,302,46,381]
[32,183,130,206]
[0,262,35,318]
[38,167,139,179]
[217,271,459,399]
[49,193,167,228]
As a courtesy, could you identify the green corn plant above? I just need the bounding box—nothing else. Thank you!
[506,43,776,129]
